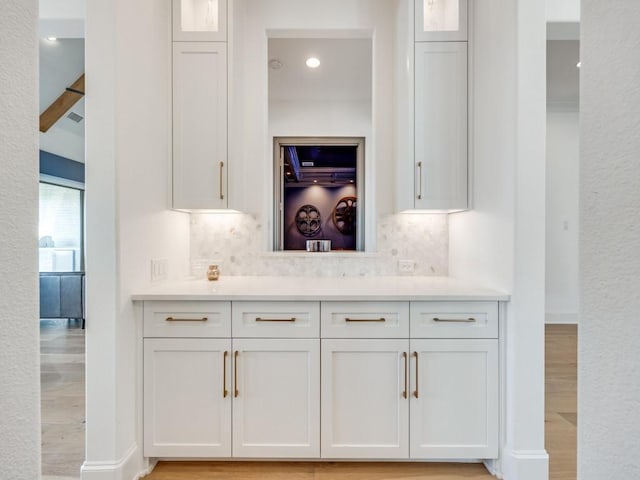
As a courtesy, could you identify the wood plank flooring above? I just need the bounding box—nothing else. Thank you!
[40,323,577,480]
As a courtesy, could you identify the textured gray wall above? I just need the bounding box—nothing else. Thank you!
[0,1,42,478]
[579,1,640,478]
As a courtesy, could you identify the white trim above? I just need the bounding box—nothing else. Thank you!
[40,173,85,190]
[502,449,549,480]
[80,443,145,480]
[545,313,578,324]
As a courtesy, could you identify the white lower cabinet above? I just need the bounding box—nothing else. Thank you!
[232,338,320,458]
[143,338,231,457]
[321,339,409,459]
[410,339,499,459]
[142,300,499,462]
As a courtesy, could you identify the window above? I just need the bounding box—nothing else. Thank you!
[39,182,84,272]
[274,137,364,251]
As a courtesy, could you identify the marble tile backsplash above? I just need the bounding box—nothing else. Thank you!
[190,212,448,277]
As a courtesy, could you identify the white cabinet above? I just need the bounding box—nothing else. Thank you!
[143,338,231,457]
[172,42,228,209]
[415,0,468,42]
[172,0,227,42]
[232,338,320,458]
[409,339,498,459]
[321,339,409,459]
[414,42,468,210]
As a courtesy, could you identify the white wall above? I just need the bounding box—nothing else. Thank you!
[0,2,41,478]
[546,109,579,324]
[450,0,548,478]
[83,0,190,477]
[39,0,85,37]
[579,2,640,478]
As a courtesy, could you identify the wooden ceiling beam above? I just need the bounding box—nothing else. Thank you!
[39,74,85,133]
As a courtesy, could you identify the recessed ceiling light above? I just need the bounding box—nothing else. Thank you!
[46,36,57,42]
[576,61,581,68]
[306,57,320,69]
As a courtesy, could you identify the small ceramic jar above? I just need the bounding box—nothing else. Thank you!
[206,264,220,281]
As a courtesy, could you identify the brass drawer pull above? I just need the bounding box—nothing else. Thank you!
[433,317,476,323]
[223,351,228,398]
[255,317,296,322]
[402,352,408,399]
[234,351,239,398]
[413,351,419,398]
[345,317,386,322]
[165,316,208,322]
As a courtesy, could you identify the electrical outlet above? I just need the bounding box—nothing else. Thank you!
[398,259,415,275]
[151,258,168,282]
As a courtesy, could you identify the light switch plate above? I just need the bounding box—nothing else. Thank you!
[151,258,168,282]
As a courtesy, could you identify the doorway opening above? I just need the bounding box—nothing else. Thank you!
[273,137,364,251]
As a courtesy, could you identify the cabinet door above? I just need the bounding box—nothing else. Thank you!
[143,338,231,457]
[232,338,320,458]
[173,42,227,209]
[415,42,467,210]
[321,339,409,459]
[409,339,498,459]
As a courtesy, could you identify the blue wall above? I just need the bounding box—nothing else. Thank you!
[39,150,85,184]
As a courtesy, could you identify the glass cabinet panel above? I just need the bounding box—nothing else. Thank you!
[173,0,227,41]
[415,0,467,41]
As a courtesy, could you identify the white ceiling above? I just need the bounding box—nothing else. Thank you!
[39,38,85,162]
[268,38,372,102]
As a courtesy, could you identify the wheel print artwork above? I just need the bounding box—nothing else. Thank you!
[295,204,322,237]
[332,196,357,235]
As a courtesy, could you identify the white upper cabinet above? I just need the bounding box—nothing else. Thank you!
[414,42,468,210]
[173,0,227,41]
[415,0,468,42]
[172,42,228,209]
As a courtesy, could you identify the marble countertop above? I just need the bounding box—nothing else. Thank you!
[132,276,509,302]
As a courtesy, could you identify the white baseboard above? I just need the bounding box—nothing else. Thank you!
[80,443,151,480]
[545,313,578,324]
[502,449,549,480]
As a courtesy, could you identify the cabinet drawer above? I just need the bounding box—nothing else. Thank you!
[232,301,320,338]
[143,301,231,337]
[321,302,409,338]
[410,302,498,339]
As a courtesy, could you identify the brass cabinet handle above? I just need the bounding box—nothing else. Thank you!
[433,317,476,323]
[222,351,228,398]
[345,317,386,322]
[417,161,423,200]
[255,317,296,322]
[165,316,208,322]
[413,351,419,398]
[233,350,239,398]
[402,352,408,399]
[219,161,224,200]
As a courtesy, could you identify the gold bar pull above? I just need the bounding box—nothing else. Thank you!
[219,161,225,200]
[222,351,228,398]
[233,350,239,398]
[413,352,419,398]
[433,317,476,323]
[345,317,386,322]
[255,317,296,322]
[417,161,423,200]
[402,352,408,399]
[165,317,208,322]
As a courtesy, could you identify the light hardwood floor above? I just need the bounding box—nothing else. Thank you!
[40,323,577,480]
